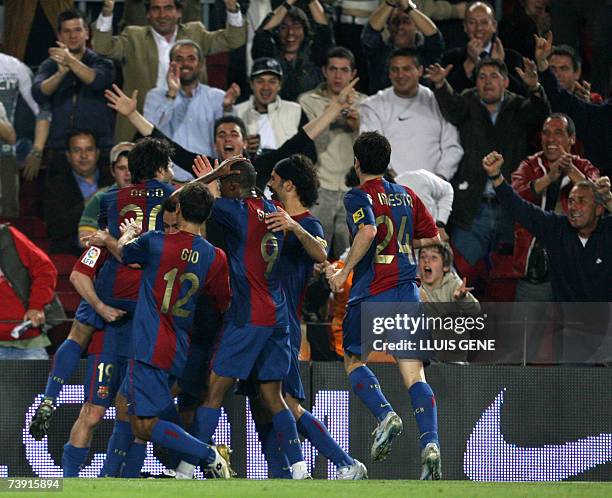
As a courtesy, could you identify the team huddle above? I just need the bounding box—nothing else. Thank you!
[28,131,442,481]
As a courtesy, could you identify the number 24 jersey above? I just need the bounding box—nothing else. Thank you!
[344,177,438,305]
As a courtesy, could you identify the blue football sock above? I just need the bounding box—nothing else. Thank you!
[296,411,353,468]
[272,409,303,466]
[408,381,439,450]
[45,339,82,402]
[121,441,147,478]
[349,365,393,422]
[151,420,216,465]
[177,407,222,466]
[100,420,133,477]
[61,443,89,477]
[194,406,221,443]
[256,422,291,479]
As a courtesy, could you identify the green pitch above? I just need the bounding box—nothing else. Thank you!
[5,479,612,498]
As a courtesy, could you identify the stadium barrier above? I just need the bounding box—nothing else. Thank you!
[1,361,611,481]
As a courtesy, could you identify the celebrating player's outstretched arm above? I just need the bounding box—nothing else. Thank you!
[115,217,142,260]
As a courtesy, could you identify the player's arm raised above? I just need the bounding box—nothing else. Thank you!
[116,218,142,261]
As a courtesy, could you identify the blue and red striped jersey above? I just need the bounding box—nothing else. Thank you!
[73,246,136,356]
[95,180,175,310]
[122,230,231,375]
[211,197,287,328]
[344,177,438,305]
[277,212,324,337]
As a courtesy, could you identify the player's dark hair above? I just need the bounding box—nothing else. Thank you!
[353,132,391,175]
[161,194,178,215]
[273,154,319,208]
[57,9,88,32]
[214,116,247,141]
[129,137,174,183]
[145,0,183,11]
[546,112,576,137]
[66,129,98,149]
[550,44,582,72]
[345,167,396,188]
[324,46,356,70]
[388,47,422,68]
[178,183,213,223]
[221,160,257,191]
[474,58,508,79]
[421,243,453,269]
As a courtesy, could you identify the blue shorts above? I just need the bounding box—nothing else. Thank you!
[283,346,305,401]
[236,342,305,401]
[212,323,290,381]
[121,360,176,417]
[343,282,431,359]
[75,300,105,330]
[84,353,128,408]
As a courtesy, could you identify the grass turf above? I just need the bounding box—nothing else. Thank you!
[3,479,612,498]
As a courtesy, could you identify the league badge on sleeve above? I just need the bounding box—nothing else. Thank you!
[353,208,365,224]
[82,246,101,268]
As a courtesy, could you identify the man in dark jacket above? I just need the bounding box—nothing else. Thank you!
[32,9,114,172]
[361,0,443,94]
[43,130,113,255]
[483,150,612,362]
[252,1,334,101]
[534,32,612,177]
[440,1,526,96]
[426,57,550,282]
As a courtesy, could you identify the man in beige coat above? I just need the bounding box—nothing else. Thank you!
[92,0,247,141]
[298,47,366,259]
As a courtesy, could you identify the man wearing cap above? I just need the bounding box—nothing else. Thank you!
[232,57,305,156]
[77,141,134,247]
[144,40,228,157]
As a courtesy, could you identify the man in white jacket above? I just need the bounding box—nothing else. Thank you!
[360,47,463,181]
[233,57,304,156]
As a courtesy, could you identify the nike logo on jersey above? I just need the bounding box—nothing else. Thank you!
[464,389,612,481]
[398,116,410,121]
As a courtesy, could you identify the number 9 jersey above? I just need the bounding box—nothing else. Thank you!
[344,177,438,305]
[211,197,287,329]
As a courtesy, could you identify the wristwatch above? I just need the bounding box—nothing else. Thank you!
[29,147,43,159]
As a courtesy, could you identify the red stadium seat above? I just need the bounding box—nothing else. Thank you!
[49,253,78,276]
[0,216,47,239]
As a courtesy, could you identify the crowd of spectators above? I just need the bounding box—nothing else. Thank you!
[0,0,610,361]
